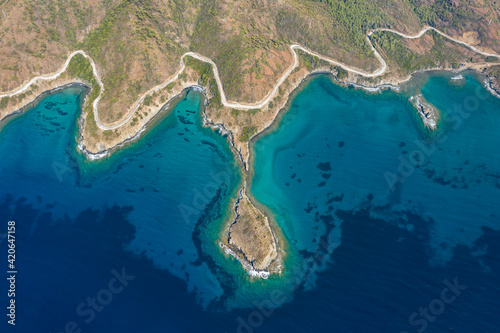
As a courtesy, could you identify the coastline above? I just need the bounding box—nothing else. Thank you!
[2,24,500,164]
[233,57,498,169]
[2,26,499,132]
[0,82,89,131]
[238,64,500,165]
[77,85,207,161]
[4,64,495,163]
[238,66,500,278]
[2,61,500,280]
[244,67,496,168]
[221,183,285,279]
[219,188,273,279]
[229,75,320,279]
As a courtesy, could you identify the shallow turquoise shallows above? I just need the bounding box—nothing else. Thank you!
[253,72,500,269]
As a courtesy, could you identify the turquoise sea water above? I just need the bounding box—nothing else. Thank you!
[250,72,500,331]
[0,72,499,332]
[253,73,500,269]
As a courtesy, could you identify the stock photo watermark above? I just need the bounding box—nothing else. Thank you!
[236,236,332,333]
[6,220,16,326]
[178,167,231,225]
[385,84,491,191]
[50,267,135,333]
[52,161,72,183]
[401,277,467,333]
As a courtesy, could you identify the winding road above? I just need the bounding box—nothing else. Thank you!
[1,26,499,131]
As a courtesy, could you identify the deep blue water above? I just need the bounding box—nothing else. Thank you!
[0,72,499,333]
[251,73,500,332]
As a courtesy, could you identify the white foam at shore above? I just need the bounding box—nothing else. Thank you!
[348,81,401,93]
[411,94,437,129]
[4,26,498,132]
[484,78,500,99]
[451,74,464,80]
[220,242,271,279]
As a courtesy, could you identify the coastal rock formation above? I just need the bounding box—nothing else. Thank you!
[228,192,278,271]
[410,93,438,130]
[2,2,500,279]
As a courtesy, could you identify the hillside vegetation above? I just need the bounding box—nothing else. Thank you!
[1,0,499,121]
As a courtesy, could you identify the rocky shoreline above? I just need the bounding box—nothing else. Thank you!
[74,66,500,280]
[77,85,207,160]
[409,94,438,130]
[2,62,500,279]
[224,185,281,276]
[0,82,87,127]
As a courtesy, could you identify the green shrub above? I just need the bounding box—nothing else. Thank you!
[67,54,96,85]
[0,97,9,109]
[240,126,257,142]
